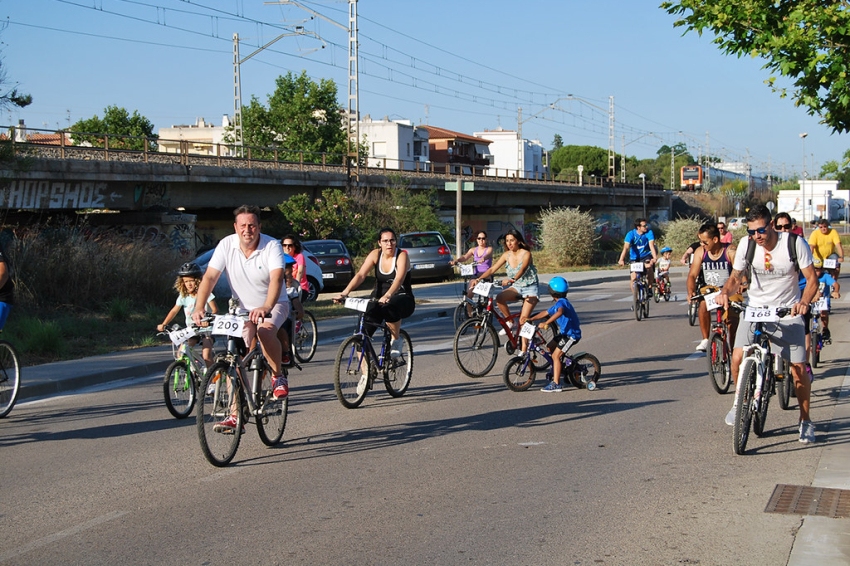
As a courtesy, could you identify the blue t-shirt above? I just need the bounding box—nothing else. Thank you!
[548,297,581,341]
[625,228,655,261]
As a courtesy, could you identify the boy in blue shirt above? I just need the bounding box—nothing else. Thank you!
[526,276,582,392]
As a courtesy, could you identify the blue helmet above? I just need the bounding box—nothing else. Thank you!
[660,246,672,254]
[283,253,296,265]
[548,276,569,295]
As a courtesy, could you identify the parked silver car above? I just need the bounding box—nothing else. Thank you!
[398,231,454,281]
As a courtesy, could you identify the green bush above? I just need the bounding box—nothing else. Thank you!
[538,207,598,266]
[9,316,66,358]
[658,216,705,255]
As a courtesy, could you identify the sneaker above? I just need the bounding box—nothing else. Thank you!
[213,414,240,434]
[823,328,831,344]
[356,374,368,396]
[799,420,815,444]
[499,321,513,336]
[295,320,303,334]
[725,406,736,426]
[281,353,292,367]
[390,338,404,359]
[696,339,709,352]
[806,363,814,383]
[272,375,289,399]
[541,381,562,392]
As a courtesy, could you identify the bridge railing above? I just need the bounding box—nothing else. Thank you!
[1,124,664,191]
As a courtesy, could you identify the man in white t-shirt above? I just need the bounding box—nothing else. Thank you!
[716,204,819,444]
[193,206,290,431]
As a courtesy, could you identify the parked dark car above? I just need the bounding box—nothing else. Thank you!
[302,239,355,289]
[398,231,454,281]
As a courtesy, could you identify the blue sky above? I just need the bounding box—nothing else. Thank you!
[2,0,845,177]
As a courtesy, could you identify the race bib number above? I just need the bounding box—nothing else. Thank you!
[459,264,474,277]
[823,258,838,270]
[519,322,536,339]
[630,262,644,273]
[704,291,721,311]
[473,281,493,297]
[812,298,828,313]
[743,306,779,323]
[212,314,245,337]
[344,297,370,312]
[168,327,196,346]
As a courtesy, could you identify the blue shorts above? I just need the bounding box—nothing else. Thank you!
[0,302,11,330]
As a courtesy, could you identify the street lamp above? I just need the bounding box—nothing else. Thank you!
[639,173,647,219]
[800,132,808,228]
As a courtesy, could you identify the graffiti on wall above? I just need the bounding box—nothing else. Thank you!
[0,180,114,209]
[80,222,195,257]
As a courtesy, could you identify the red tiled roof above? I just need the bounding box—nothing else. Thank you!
[27,133,70,145]
[418,125,491,145]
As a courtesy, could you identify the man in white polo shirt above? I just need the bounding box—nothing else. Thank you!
[192,205,290,431]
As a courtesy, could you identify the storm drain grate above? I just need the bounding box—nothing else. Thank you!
[765,484,850,518]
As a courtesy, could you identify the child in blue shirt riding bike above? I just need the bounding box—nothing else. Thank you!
[526,276,582,392]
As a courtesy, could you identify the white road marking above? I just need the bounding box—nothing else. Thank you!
[574,294,612,302]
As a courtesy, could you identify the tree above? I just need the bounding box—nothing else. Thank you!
[551,134,563,150]
[819,149,850,188]
[661,1,850,132]
[548,145,610,178]
[238,71,347,164]
[70,105,157,151]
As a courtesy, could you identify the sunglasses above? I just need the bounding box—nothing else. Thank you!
[477,237,486,240]
[775,223,791,230]
[746,226,769,235]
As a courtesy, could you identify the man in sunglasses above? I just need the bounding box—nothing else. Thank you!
[617,218,658,293]
[716,204,819,444]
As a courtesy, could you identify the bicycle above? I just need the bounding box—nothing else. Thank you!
[653,271,672,303]
[196,307,293,466]
[452,263,488,329]
[630,262,650,321]
[502,322,601,392]
[333,297,414,409]
[161,321,215,419]
[690,286,734,394]
[452,281,553,378]
[809,297,827,370]
[732,305,792,455]
[291,309,317,363]
[0,334,21,419]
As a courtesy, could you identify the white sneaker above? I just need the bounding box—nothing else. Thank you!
[356,374,368,396]
[499,321,513,336]
[390,338,403,358]
[696,339,709,352]
[725,407,736,426]
[799,420,815,444]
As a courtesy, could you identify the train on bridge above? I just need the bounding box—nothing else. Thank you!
[680,165,769,193]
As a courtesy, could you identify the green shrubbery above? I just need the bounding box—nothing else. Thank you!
[538,207,599,266]
[657,216,704,255]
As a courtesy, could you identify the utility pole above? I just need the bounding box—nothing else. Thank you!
[608,96,615,181]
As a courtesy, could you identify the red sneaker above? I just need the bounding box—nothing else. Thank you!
[273,376,289,399]
[213,414,240,434]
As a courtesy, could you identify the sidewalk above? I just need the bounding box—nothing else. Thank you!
[13,265,849,564]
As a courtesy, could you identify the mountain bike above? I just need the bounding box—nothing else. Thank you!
[631,262,650,321]
[333,297,414,409]
[733,306,792,455]
[690,286,734,394]
[291,309,317,363]
[452,281,553,378]
[161,321,214,419]
[0,334,21,419]
[452,263,488,329]
[196,308,292,466]
[502,322,601,392]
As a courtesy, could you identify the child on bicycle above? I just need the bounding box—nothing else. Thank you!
[277,253,303,367]
[157,262,218,368]
[526,276,582,392]
[655,246,672,291]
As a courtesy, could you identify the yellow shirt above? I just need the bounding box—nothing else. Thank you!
[808,228,841,259]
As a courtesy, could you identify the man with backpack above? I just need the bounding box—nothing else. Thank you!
[715,204,819,444]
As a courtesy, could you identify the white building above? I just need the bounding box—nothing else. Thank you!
[781,179,849,223]
[359,116,430,171]
[158,116,234,156]
[472,128,547,179]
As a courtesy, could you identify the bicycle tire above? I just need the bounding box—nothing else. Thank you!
[653,287,660,303]
[733,358,758,455]
[197,361,243,466]
[688,302,698,326]
[752,365,774,437]
[642,292,650,318]
[384,329,413,397]
[453,318,499,378]
[810,328,820,369]
[0,340,21,419]
[334,335,370,409]
[707,333,731,394]
[568,353,601,389]
[776,358,792,410]
[163,359,197,419]
[503,356,535,392]
[633,284,642,321]
[293,310,317,363]
[453,303,470,330]
[254,358,288,446]
[530,326,554,371]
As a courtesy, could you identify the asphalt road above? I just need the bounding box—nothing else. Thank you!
[2,279,847,565]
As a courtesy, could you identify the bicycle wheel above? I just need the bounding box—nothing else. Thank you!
[197,362,243,466]
[706,333,731,394]
[385,329,413,397]
[688,302,698,326]
[642,287,650,318]
[254,360,288,446]
[503,356,535,391]
[568,353,602,389]
[633,284,642,321]
[453,318,499,378]
[810,328,820,369]
[653,286,660,303]
[334,335,370,409]
[293,310,317,363]
[776,358,792,410]
[530,326,554,371]
[733,359,757,455]
[0,340,21,419]
[453,302,470,330]
[752,369,773,437]
[163,359,197,419]
[664,282,671,302]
